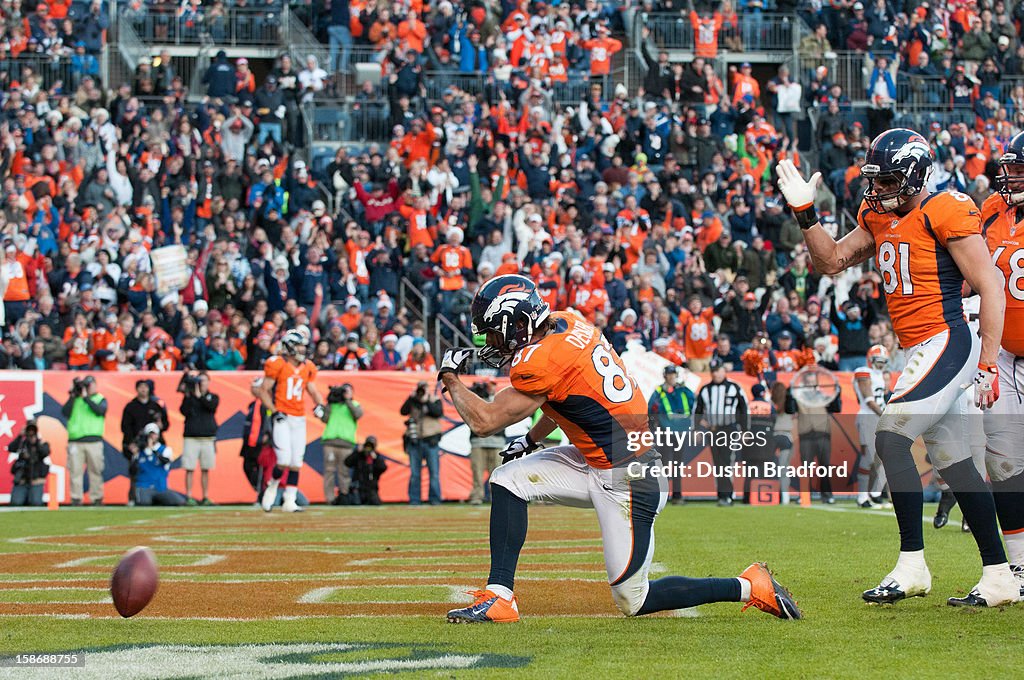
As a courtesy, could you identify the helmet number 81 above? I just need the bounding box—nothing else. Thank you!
[878,241,914,295]
[592,344,634,403]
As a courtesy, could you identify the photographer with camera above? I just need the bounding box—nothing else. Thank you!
[468,379,505,505]
[61,375,108,506]
[121,379,168,505]
[8,420,50,506]
[322,382,363,505]
[179,370,220,505]
[344,436,387,506]
[400,381,444,505]
[134,423,188,506]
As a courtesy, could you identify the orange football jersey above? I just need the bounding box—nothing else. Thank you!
[509,311,650,469]
[857,191,980,348]
[264,355,318,416]
[677,308,716,360]
[982,192,1024,356]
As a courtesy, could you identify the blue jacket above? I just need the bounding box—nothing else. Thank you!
[456,31,489,72]
[136,444,171,492]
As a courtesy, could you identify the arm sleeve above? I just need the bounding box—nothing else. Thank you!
[928,194,981,245]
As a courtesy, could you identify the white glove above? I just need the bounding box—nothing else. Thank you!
[437,347,474,379]
[775,159,821,210]
[275,105,286,119]
[313,404,326,421]
[500,434,541,464]
[967,362,999,409]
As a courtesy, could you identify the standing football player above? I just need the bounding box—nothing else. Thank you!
[854,344,888,508]
[439,275,801,623]
[980,131,1024,595]
[258,326,327,513]
[776,128,1019,607]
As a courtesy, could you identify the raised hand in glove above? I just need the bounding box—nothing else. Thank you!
[775,159,821,210]
[500,434,542,464]
[437,347,474,380]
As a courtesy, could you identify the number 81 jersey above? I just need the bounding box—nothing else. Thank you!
[510,311,651,469]
[857,191,981,348]
[982,192,1024,355]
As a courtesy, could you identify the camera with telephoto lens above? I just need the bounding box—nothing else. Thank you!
[328,383,352,404]
[181,370,201,388]
[70,376,93,396]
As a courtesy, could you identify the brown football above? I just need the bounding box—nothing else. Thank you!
[110,547,159,618]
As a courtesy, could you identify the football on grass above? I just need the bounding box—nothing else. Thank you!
[110,547,159,617]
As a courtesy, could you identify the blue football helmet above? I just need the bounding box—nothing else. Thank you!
[861,128,933,213]
[996,130,1024,205]
[470,275,551,368]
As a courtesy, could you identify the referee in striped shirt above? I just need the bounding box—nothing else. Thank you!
[694,359,749,506]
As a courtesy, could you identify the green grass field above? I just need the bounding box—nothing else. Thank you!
[0,502,1021,679]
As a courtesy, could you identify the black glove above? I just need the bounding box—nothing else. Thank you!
[271,411,287,425]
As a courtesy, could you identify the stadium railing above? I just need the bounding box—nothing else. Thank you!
[2,54,88,91]
[635,11,798,53]
[120,6,287,46]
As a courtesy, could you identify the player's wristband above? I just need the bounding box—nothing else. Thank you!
[792,203,819,230]
[978,362,998,374]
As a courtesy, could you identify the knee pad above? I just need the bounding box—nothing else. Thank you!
[610,571,649,617]
[987,450,1024,484]
[875,430,916,475]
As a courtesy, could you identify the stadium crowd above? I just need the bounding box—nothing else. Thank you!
[0,0,1020,381]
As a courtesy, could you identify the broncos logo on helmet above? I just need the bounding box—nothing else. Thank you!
[471,275,550,368]
[281,326,311,361]
[862,128,934,213]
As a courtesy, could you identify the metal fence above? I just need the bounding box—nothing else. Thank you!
[1,54,93,91]
[119,6,287,46]
[635,11,798,53]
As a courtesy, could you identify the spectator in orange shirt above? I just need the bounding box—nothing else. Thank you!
[398,10,427,53]
[93,311,125,371]
[677,296,716,373]
[731,62,760,105]
[581,25,621,82]
[431,226,472,318]
[63,312,93,370]
[404,342,436,372]
[689,8,726,59]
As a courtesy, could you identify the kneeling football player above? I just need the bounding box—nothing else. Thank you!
[439,275,801,622]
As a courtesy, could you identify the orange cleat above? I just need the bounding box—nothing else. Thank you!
[740,562,802,620]
[446,589,521,623]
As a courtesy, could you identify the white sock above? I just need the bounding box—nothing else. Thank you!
[895,550,927,572]
[981,563,1011,583]
[1005,533,1024,567]
[283,486,298,504]
[486,584,513,600]
[738,577,751,602]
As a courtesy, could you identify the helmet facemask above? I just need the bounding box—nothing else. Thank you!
[862,166,929,213]
[995,159,1024,205]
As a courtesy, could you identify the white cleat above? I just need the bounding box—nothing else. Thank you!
[261,479,280,512]
[863,564,932,604]
[281,500,304,513]
[1012,565,1024,599]
[949,565,1022,607]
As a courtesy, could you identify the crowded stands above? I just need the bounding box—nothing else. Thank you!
[0,0,1017,377]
